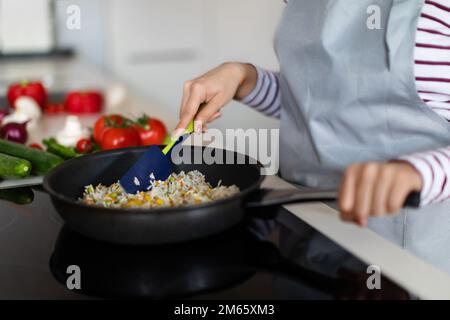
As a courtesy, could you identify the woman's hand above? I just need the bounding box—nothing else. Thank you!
[338,161,422,227]
[174,62,257,136]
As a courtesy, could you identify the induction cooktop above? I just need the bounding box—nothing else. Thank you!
[0,187,409,299]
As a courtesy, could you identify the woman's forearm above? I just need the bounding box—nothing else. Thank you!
[237,64,281,118]
[234,63,259,100]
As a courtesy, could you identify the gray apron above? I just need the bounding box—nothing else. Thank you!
[275,0,450,274]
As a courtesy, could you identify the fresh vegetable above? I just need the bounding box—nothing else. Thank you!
[105,84,128,109]
[0,153,31,179]
[2,112,29,127]
[91,113,168,150]
[43,138,79,160]
[0,187,34,205]
[65,91,103,114]
[0,139,64,175]
[91,141,101,152]
[56,116,89,147]
[101,126,140,150]
[93,114,125,144]
[76,138,93,154]
[44,103,65,115]
[7,81,47,109]
[14,97,42,120]
[133,115,167,146]
[29,143,43,150]
[0,122,28,144]
[0,109,8,123]
[2,97,42,130]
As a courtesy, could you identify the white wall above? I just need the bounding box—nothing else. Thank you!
[213,0,283,130]
[55,0,110,70]
[56,0,284,130]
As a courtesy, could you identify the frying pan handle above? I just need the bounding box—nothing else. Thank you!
[245,188,421,209]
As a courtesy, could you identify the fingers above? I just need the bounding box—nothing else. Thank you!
[179,80,192,118]
[353,163,378,226]
[208,111,222,123]
[175,83,224,135]
[194,95,226,133]
[386,171,416,213]
[174,81,207,136]
[371,166,394,216]
[338,162,423,227]
[339,164,360,221]
[340,163,377,227]
[176,63,244,136]
[194,112,222,133]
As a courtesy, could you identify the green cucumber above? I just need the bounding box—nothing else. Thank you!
[0,153,32,179]
[0,139,64,175]
[43,138,79,160]
[0,187,34,205]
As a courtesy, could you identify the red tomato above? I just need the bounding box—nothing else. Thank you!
[7,81,47,109]
[133,116,167,146]
[76,138,93,154]
[29,143,43,150]
[93,114,125,144]
[65,91,103,114]
[101,127,140,150]
[44,103,65,115]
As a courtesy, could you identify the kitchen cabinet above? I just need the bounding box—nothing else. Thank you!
[0,0,54,54]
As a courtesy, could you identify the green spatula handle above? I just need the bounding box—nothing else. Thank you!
[162,121,194,155]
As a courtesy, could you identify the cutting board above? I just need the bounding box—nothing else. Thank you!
[0,176,44,190]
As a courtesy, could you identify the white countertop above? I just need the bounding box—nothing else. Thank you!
[2,57,450,299]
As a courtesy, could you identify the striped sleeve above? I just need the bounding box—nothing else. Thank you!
[239,65,281,118]
[403,0,450,206]
[415,0,450,117]
[398,147,450,206]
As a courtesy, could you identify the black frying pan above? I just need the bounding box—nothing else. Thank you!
[43,146,420,245]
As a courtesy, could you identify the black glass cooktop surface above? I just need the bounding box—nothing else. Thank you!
[0,187,409,299]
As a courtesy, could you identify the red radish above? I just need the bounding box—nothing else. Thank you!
[29,143,43,150]
[0,122,28,144]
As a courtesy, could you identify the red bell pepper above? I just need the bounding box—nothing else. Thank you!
[7,81,47,109]
[65,91,103,114]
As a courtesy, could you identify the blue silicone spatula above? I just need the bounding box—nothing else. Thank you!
[119,121,194,194]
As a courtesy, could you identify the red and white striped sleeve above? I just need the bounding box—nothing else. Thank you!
[403,0,450,206]
[415,0,450,121]
[398,148,450,206]
[239,65,281,118]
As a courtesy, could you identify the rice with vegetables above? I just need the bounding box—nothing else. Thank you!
[80,170,240,208]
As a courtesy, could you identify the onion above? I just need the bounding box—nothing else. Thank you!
[0,109,8,124]
[0,122,28,144]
